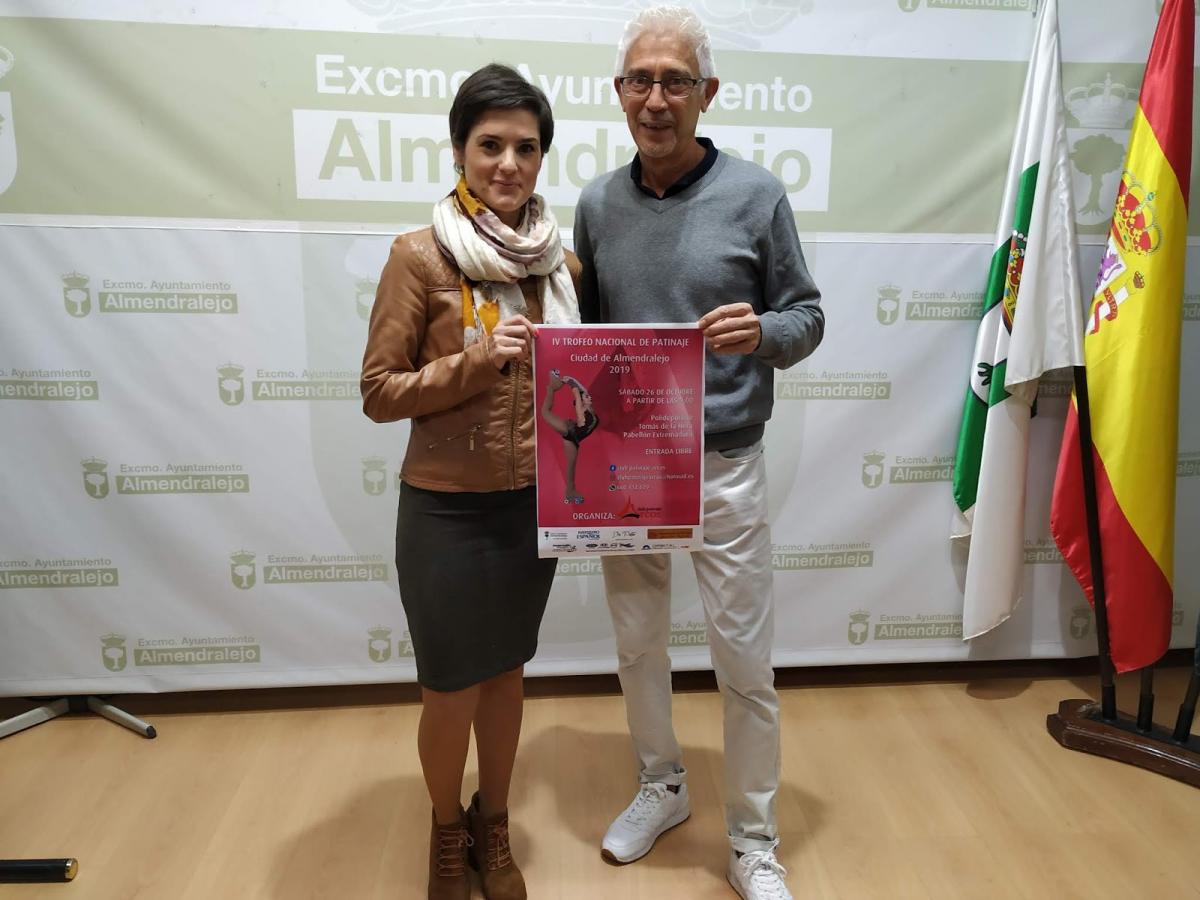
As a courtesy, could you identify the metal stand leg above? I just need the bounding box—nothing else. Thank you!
[85,696,156,738]
[0,699,70,739]
[0,696,156,740]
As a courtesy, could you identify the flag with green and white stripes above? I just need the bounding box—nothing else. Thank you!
[951,0,1084,640]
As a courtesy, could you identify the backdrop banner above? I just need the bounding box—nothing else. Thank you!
[0,1,1197,694]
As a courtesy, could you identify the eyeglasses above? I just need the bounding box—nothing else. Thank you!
[617,74,706,99]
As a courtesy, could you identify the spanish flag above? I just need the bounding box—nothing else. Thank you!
[1051,0,1193,673]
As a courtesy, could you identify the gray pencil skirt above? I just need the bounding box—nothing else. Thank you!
[395,482,556,692]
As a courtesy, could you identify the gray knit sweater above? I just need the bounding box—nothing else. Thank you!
[574,151,824,450]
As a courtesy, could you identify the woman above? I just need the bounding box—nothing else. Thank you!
[361,63,580,900]
[540,369,599,504]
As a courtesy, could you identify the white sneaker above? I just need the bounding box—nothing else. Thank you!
[727,847,793,900]
[600,782,690,863]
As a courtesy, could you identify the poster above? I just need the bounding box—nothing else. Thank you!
[534,324,705,557]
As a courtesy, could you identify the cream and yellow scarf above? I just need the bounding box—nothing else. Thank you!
[432,178,579,347]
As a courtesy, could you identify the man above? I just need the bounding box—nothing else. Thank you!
[573,6,824,900]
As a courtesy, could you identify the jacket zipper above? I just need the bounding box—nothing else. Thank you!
[508,360,519,489]
[427,423,481,451]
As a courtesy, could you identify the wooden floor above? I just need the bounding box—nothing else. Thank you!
[1,664,1198,899]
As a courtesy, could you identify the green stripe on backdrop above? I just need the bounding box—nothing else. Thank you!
[4,16,1189,231]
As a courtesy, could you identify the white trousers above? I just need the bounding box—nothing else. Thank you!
[601,441,780,853]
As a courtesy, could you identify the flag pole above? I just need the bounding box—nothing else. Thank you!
[1046,0,1198,785]
[1171,620,1200,742]
[1068,364,1117,720]
[1171,673,1198,743]
[1137,668,1156,732]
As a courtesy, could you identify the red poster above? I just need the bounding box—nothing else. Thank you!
[534,324,705,557]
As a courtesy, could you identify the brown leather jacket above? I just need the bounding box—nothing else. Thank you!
[361,227,581,493]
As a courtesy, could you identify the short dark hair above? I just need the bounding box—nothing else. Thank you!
[449,63,554,155]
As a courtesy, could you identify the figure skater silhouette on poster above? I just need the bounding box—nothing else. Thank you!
[540,368,599,504]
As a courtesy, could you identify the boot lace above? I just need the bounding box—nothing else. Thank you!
[436,825,472,877]
[486,819,513,870]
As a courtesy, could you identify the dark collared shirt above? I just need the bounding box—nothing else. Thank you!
[630,137,719,199]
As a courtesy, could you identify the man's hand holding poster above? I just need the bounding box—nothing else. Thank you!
[534,325,705,557]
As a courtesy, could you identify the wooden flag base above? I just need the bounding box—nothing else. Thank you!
[1047,699,1200,788]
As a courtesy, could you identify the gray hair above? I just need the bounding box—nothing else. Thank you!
[614,6,716,79]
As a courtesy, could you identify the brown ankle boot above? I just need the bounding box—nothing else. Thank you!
[428,808,471,900]
[467,792,526,900]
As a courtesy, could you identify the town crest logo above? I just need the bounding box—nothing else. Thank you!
[217,363,245,406]
[100,633,127,671]
[1066,74,1137,230]
[368,626,392,662]
[362,457,388,495]
[848,611,871,645]
[862,452,886,489]
[356,278,377,321]
[230,550,256,589]
[876,284,902,325]
[1070,607,1092,640]
[62,273,91,318]
[82,458,109,499]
